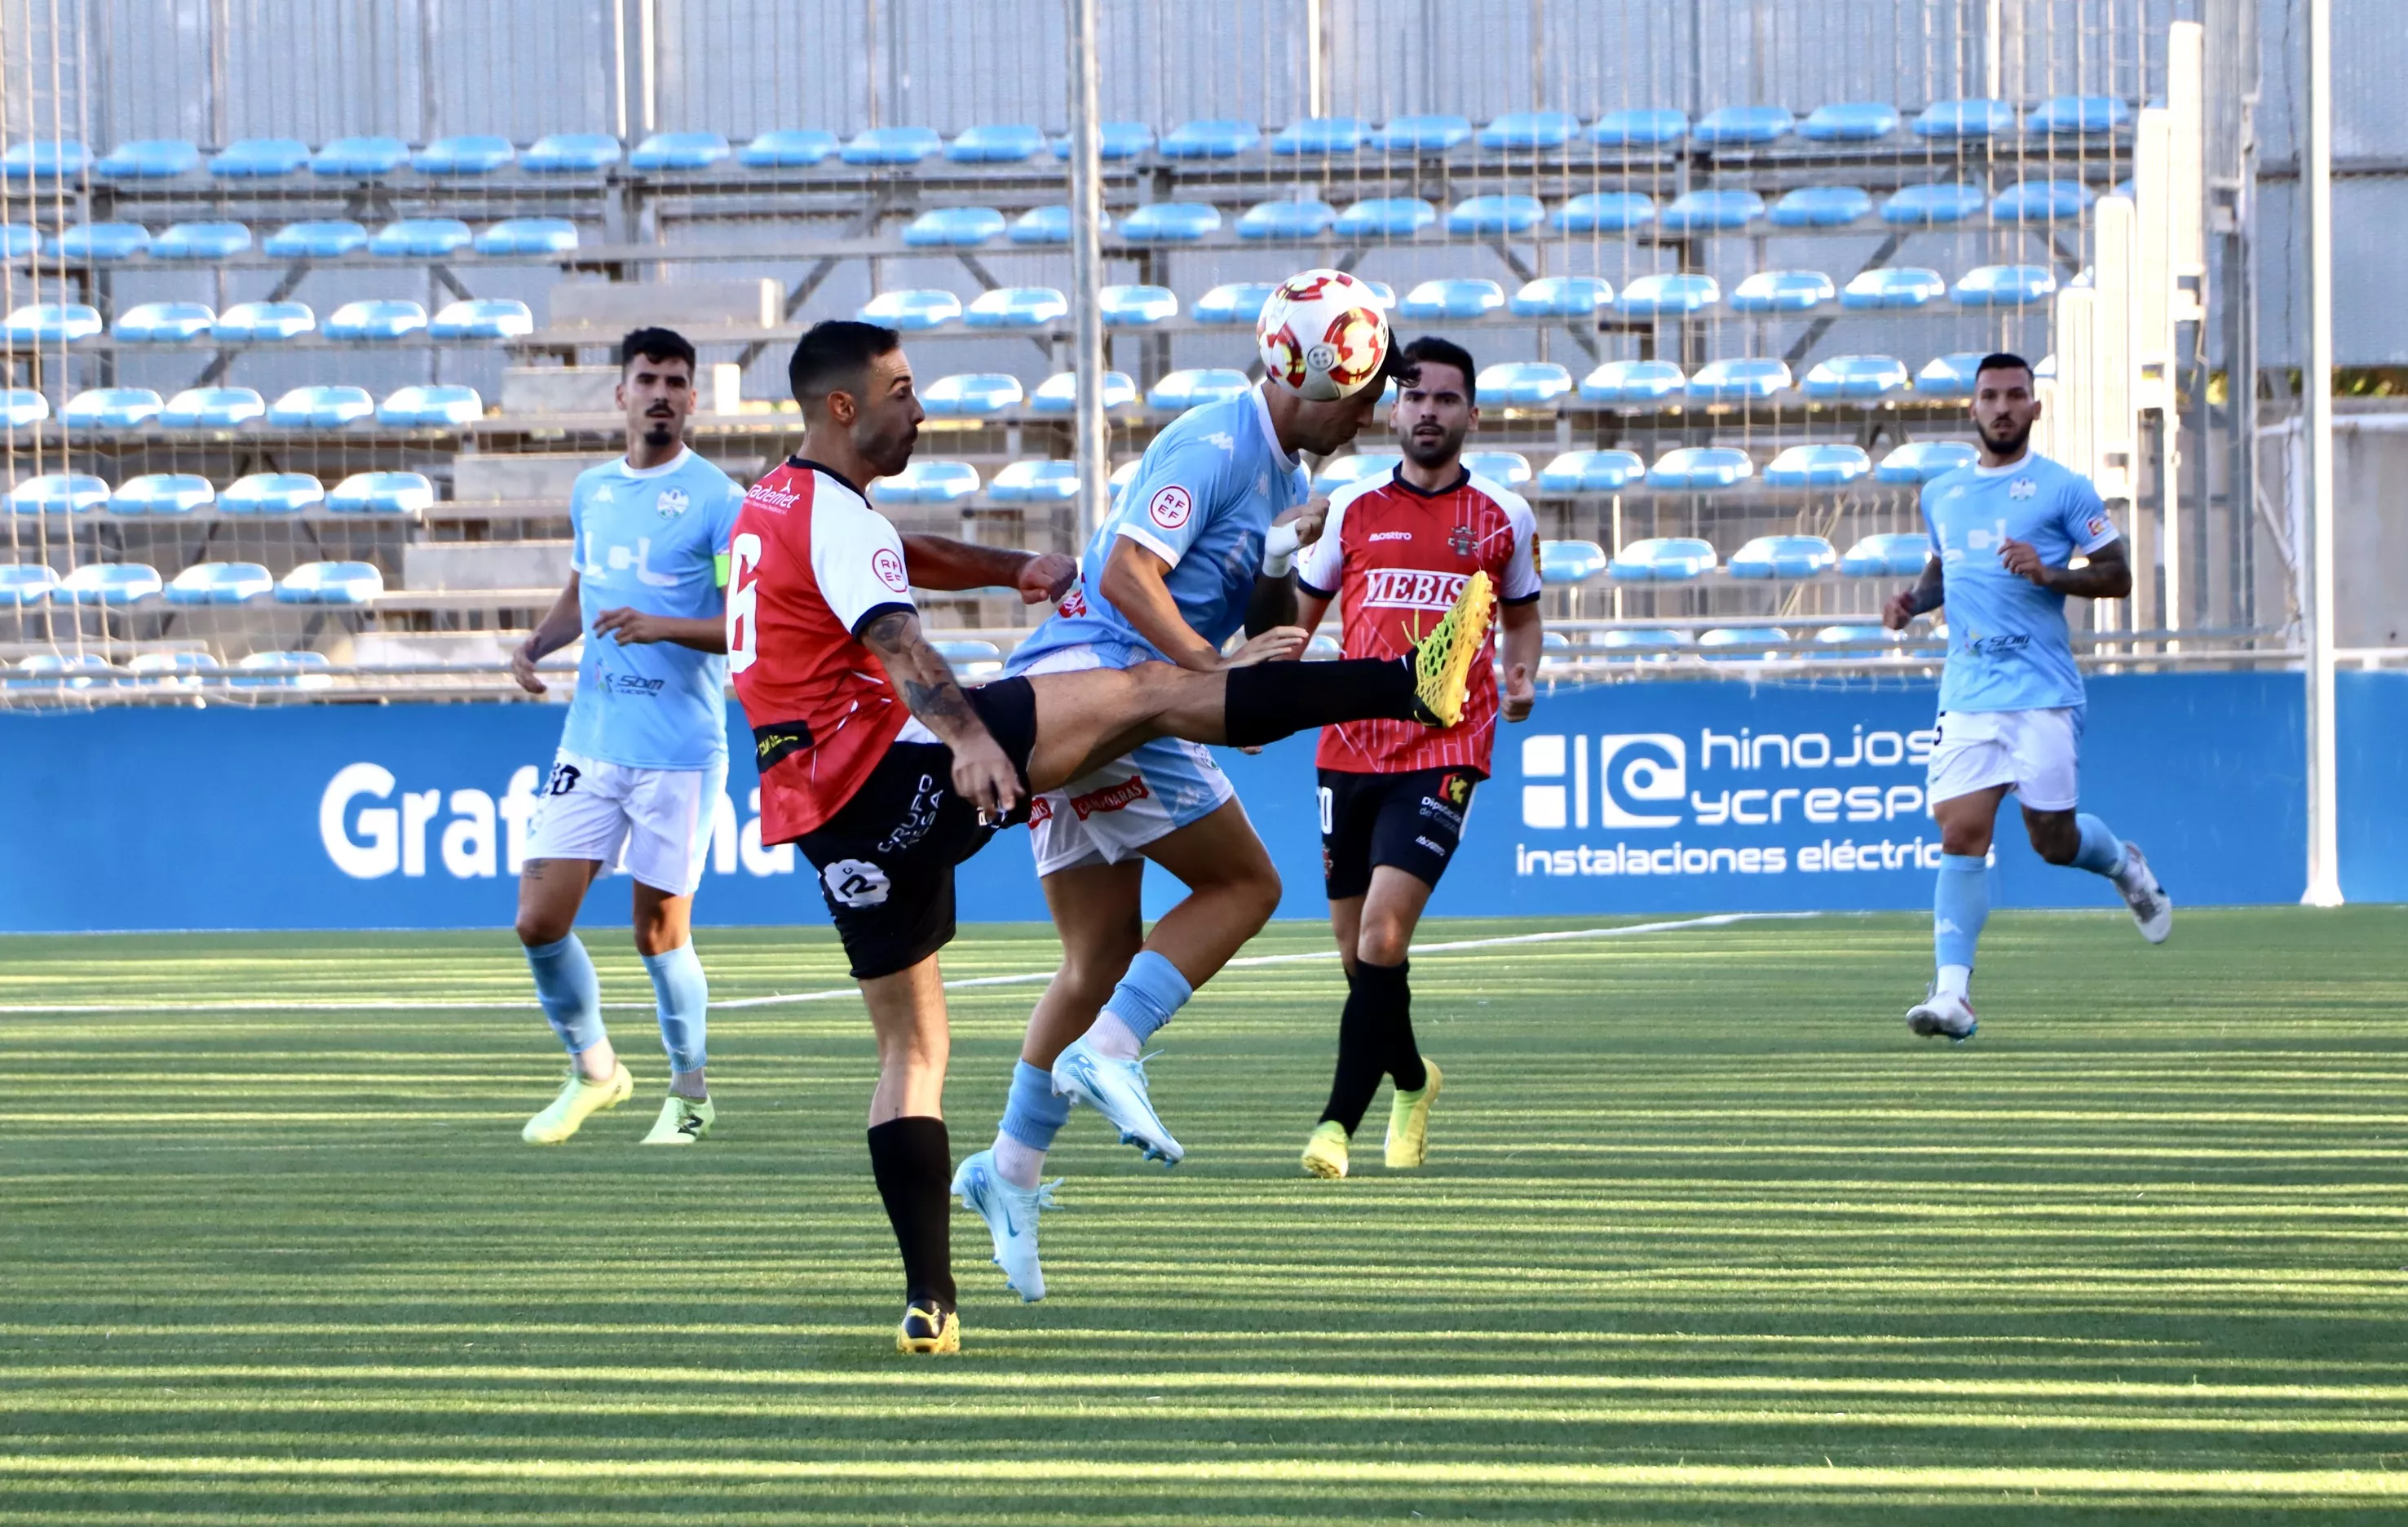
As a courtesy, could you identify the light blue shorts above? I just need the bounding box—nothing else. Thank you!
[1015,644,1239,875]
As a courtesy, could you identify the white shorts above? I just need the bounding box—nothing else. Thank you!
[1016,644,1239,877]
[524,750,728,897]
[1924,706,2083,812]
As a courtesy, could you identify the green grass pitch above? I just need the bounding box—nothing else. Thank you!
[5,906,2408,1524]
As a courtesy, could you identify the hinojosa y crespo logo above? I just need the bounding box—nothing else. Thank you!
[1518,733,1686,829]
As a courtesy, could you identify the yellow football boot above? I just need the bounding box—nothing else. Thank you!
[520,1062,634,1144]
[1410,572,1496,726]
[1300,1120,1350,1179]
[896,1301,961,1354]
[1384,1059,1442,1170]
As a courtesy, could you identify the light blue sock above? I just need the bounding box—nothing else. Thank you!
[641,941,709,1074]
[1934,854,1989,973]
[2070,814,2128,879]
[999,1060,1071,1151]
[525,934,605,1057]
[1103,949,1194,1043]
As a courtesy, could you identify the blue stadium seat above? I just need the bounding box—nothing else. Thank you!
[10,653,120,688]
[1590,108,1688,145]
[1731,269,1834,312]
[431,298,532,339]
[329,471,434,514]
[1009,205,1110,244]
[1539,540,1609,583]
[413,135,514,174]
[964,286,1067,328]
[1121,201,1221,241]
[1368,114,1471,152]
[1236,198,1335,239]
[277,560,382,604]
[1881,182,1988,225]
[1730,533,1842,576]
[154,220,251,259]
[1619,272,1719,315]
[113,473,215,515]
[1648,448,1755,490]
[1538,449,1646,493]
[1054,122,1154,160]
[1953,263,2057,306]
[370,218,472,256]
[232,650,334,689]
[1770,186,1871,227]
[378,384,482,427]
[1762,445,1872,488]
[54,223,149,260]
[1691,105,1793,145]
[0,139,88,179]
[1599,628,1691,658]
[1196,281,1278,325]
[1478,111,1579,149]
[214,301,314,342]
[1031,370,1138,414]
[161,387,265,428]
[1273,117,1368,155]
[1099,285,1177,325]
[116,302,216,343]
[1579,360,1686,405]
[61,388,161,429]
[948,124,1046,162]
[327,299,428,340]
[859,289,962,329]
[126,652,223,688]
[476,217,579,254]
[1509,276,1612,317]
[2030,95,2132,135]
[311,135,410,175]
[0,564,59,602]
[904,206,1006,246]
[1659,188,1764,232]
[1877,440,1979,483]
[7,472,110,512]
[1992,179,2094,223]
[630,131,730,170]
[1475,362,1572,408]
[1841,267,1946,308]
[1610,536,1720,579]
[265,219,369,258]
[1400,278,1503,320]
[210,137,309,177]
[1915,99,2016,138]
[870,461,979,505]
[1915,354,1985,396]
[3,303,103,343]
[55,563,162,604]
[1841,532,1932,577]
[1464,450,1532,487]
[95,139,198,179]
[1333,197,1434,237]
[223,472,324,513]
[1803,354,1911,399]
[1311,453,1400,495]
[934,638,1004,679]
[1160,119,1259,158]
[1817,624,1901,648]
[1553,191,1655,232]
[0,225,31,259]
[922,374,1024,417]
[990,460,1081,503]
[1447,193,1545,235]
[740,129,838,167]
[1148,369,1252,410]
[270,384,374,429]
[1800,101,1900,140]
[1363,280,1398,308]
[1687,359,1791,401]
[1698,626,1791,658]
[0,388,46,428]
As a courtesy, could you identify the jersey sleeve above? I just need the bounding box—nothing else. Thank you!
[1921,484,1943,559]
[811,498,917,638]
[568,474,591,572]
[1293,489,1355,599]
[710,476,746,587]
[1497,489,1542,604]
[2060,474,2120,555]
[1111,432,1229,569]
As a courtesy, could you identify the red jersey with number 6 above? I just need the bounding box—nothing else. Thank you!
[727,458,919,840]
[1296,467,1541,776]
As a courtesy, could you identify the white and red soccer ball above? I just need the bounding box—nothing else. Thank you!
[1257,268,1391,402]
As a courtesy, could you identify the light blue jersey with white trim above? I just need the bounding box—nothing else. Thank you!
[1920,449,2118,713]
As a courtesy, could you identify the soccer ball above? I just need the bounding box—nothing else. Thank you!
[1257,269,1391,402]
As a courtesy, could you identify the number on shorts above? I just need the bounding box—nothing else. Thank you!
[1317,786,1334,835]
[726,532,762,673]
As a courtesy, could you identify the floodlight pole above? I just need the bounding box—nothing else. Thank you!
[1067,0,1109,539]
[2303,0,2342,906]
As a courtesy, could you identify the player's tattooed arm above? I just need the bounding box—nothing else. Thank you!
[511,573,586,693]
[2001,533,2132,600]
[1884,556,1946,630]
[899,533,1076,606]
[859,609,1022,816]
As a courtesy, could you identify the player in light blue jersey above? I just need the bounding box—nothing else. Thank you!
[1882,352,2172,1041]
[507,329,748,1145]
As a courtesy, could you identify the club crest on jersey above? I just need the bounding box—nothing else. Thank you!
[1448,524,1477,557]
[1148,485,1193,530]
[1364,567,1471,613]
[873,547,909,592]
[656,487,689,518]
[2010,477,2037,500]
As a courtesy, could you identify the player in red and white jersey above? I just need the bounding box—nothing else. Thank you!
[1289,337,1545,1180]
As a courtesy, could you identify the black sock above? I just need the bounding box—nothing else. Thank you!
[1385,958,1427,1093]
[1224,657,1415,748]
[1319,965,1388,1135]
[866,1117,956,1310]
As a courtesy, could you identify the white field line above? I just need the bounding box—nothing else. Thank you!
[0,911,1818,1016]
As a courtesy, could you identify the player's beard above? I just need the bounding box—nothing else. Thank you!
[1402,421,1465,470]
[639,414,678,449]
[1977,414,2032,458]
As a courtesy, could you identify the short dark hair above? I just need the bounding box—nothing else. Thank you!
[1976,351,2035,384]
[620,326,696,374]
[789,319,901,406]
[1397,335,1478,403]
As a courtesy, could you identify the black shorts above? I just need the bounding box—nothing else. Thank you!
[1318,764,1482,901]
[790,677,1038,981]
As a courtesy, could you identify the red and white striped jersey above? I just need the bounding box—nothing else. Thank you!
[727,458,918,841]
[1297,465,1540,776]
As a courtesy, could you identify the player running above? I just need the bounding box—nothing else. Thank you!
[729,319,1488,1352]
[949,269,1402,1303]
[1290,337,1544,1180]
[1882,352,2173,1041]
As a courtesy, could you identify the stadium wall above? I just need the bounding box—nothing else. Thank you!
[4,670,2382,934]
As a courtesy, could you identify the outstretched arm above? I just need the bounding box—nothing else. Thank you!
[859,608,1020,817]
[900,533,1076,605]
